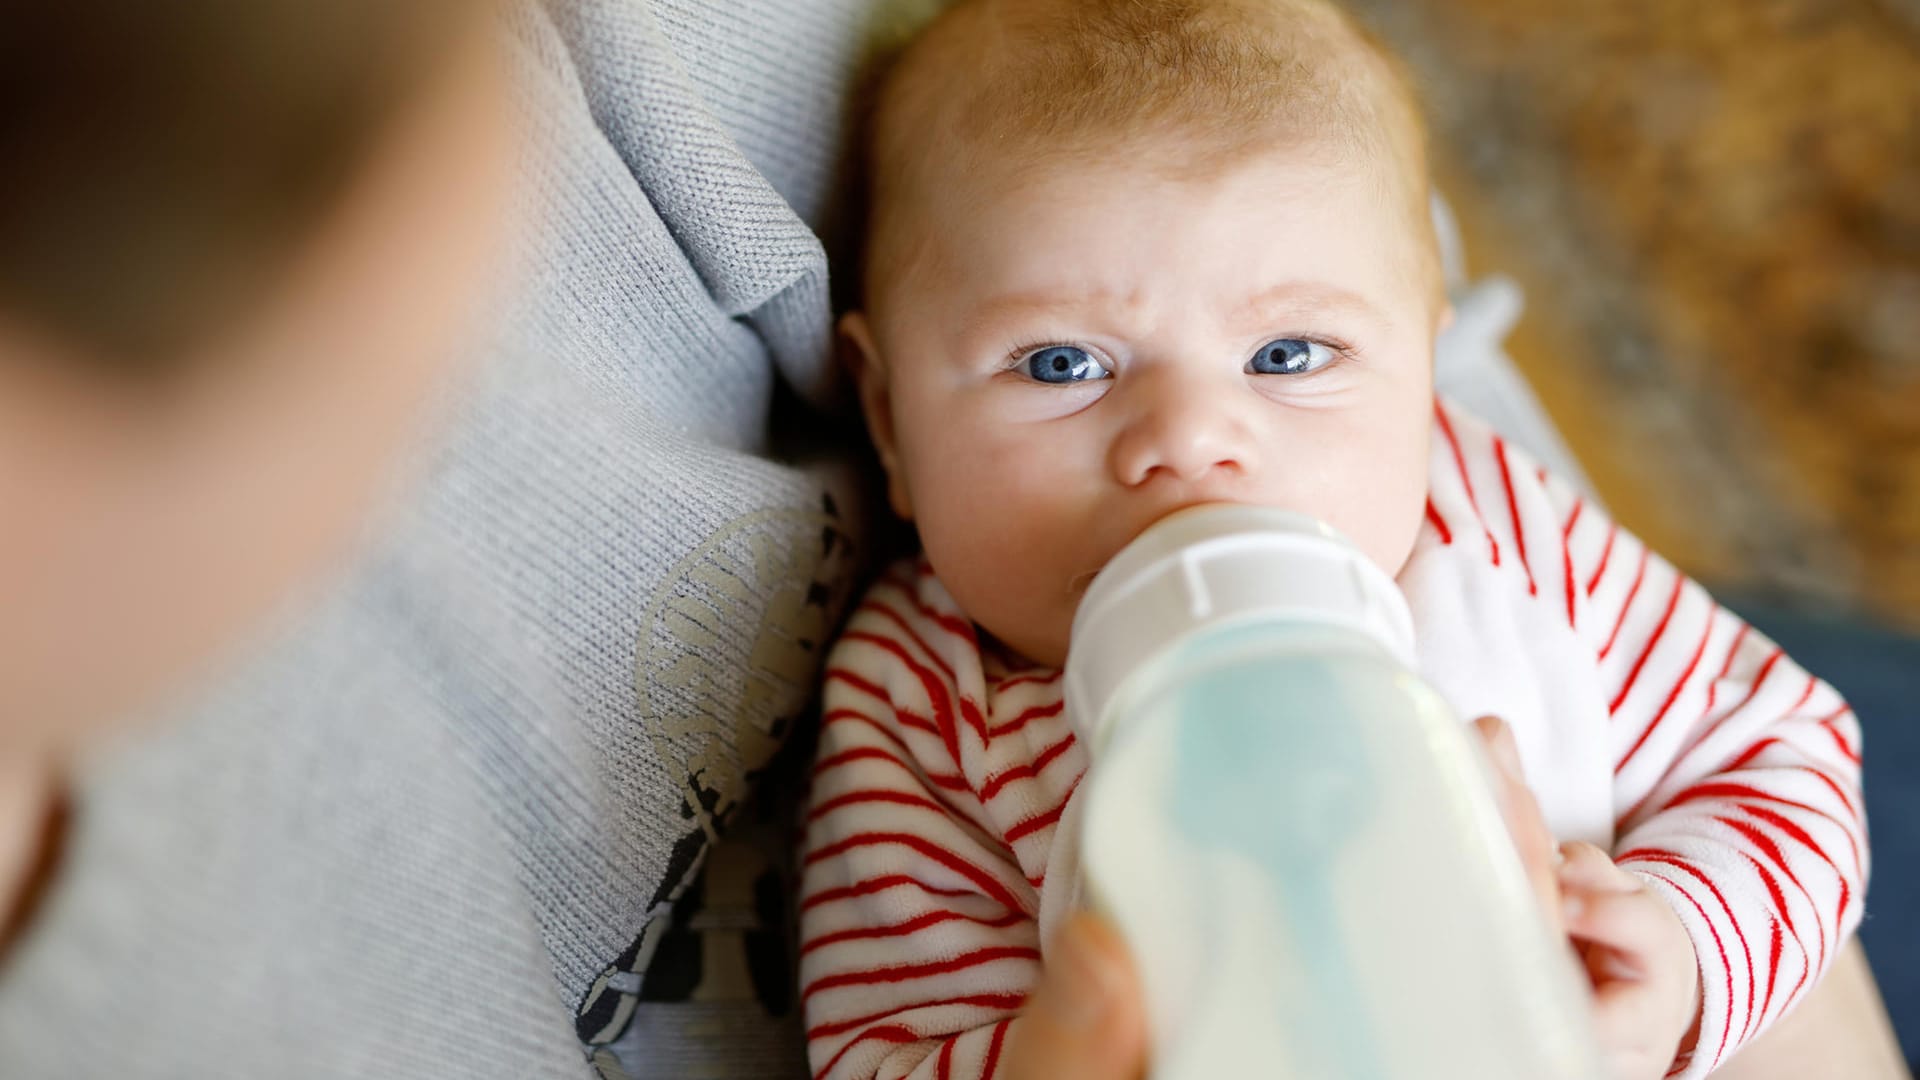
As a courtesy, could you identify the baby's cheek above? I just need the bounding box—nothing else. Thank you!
[1366,488,1430,579]
[921,489,1086,666]
[1317,436,1430,577]
[1367,451,1433,576]
[927,538,1075,668]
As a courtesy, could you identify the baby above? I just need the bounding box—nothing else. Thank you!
[800,1,1867,1078]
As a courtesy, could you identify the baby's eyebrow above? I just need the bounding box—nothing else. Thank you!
[962,281,1391,336]
[964,290,1117,329]
[1230,281,1392,329]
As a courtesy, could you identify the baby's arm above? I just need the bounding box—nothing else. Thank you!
[800,600,1043,1080]
[1550,478,1867,1079]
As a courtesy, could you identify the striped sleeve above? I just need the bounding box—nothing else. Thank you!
[1547,469,1867,1078]
[799,578,1043,1080]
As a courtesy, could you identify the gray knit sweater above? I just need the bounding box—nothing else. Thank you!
[0,0,876,1076]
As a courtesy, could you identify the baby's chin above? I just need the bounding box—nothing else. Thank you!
[976,608,1074,672]
[1004,639,1071,671]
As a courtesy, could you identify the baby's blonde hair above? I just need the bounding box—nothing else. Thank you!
[857,0,1441,309]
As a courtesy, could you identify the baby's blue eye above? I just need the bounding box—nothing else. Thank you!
[1247,338,1336,375]
[1022,345,1109,384]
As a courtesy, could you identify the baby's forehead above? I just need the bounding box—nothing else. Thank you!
[866,0,1426,230]
[859,0,1437,309]
[873,0,1413,155]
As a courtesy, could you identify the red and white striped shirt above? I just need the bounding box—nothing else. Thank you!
[798,399,1867,1080]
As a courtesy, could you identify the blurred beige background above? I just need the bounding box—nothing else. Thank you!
[1348,0,1920,629]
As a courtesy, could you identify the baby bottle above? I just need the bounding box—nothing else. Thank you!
[1063,504,1602,1080]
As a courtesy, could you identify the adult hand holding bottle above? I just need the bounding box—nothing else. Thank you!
[1001,914,1150,1080]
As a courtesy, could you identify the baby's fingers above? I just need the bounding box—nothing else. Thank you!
[1563,882,1663,963]
[1558,841,1639,895]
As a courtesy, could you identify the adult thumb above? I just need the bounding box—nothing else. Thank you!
[1002,913,1149,1080]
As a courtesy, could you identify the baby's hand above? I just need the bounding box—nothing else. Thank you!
[1557,841,1702,1080]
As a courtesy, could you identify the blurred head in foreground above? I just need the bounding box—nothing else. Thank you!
[0,1,515,749]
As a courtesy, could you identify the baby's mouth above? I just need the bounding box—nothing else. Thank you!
[1068,503,1212,598]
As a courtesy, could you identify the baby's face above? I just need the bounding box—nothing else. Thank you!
[848,145,1445,667]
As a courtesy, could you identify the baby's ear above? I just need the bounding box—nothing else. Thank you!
[838,311,914,521]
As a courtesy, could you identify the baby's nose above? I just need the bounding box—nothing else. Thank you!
[1108,373,1255,489]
